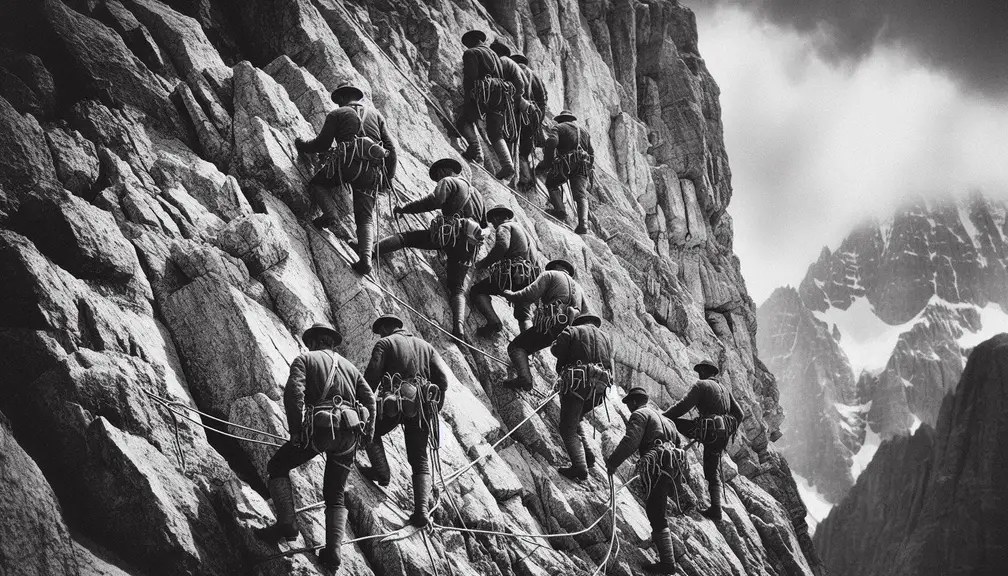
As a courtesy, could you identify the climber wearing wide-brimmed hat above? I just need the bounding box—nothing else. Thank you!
[371,158,488,339]
[549,313,613,481]
[456,30,518,180]
[469,204,543,337]
[487,40,527,182]
[605,386,685,574]
[506,52,548,192]
[499,258,591,390]
[256,322,375,574]
[294,82,398,276]
[664,361,744,522]
[537,110,595,234]
[358,314,452,528]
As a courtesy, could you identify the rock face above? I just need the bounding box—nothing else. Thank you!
[0,1,823,575]
[815,333,1008,576]
[759,194,1007,507]
[756,287,861,502]
[799,195,1008,325]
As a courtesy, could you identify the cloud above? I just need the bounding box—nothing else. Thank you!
[693,0,1008,97]
[692,6,1008,303]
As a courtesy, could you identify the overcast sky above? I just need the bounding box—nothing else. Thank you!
[688,2,1008,304]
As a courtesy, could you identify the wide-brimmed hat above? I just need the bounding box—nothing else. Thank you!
[572,313,601,327]
[509,53,529,65]
[622,386,649,405]
[330,83,364,104]
[429,158,463,181]
[545,258,575,276]
[487,205,514,221]
[461,30,487,47]
[489,40,511,57]
[554,110,577,123]
[372,314,404,334]
[303,322,343,345]
[694,361,720,378]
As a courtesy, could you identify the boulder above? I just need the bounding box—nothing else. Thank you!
[124,0,230,85]
[0,48,56,118]
[44,125,100,198]
[97,0,167,73]
[0,96,58,218]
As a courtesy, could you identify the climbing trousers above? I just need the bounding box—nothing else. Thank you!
[559,394,595,474]
[266,440,354,507]
[675,418,729,517]
[373,414,431,476]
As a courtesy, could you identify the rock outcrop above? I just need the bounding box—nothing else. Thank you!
[815,333,1008,576]
[759,194,1007,507]
[0,1,823,575]
[757,287,862,502]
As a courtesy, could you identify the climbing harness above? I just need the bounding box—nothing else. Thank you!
[532,299,575,334]
[635,439,688,502]
[693,414,740,445]
[488,258,540,292]
[472,75,517,141]
[556,361,613,408]
[428,214,483,265]
[297,351,370,456]
[548,125,595,186]
[376,373,443,450]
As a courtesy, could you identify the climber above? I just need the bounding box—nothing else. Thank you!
[295,83,398,276]
[663,361,744,522]
[499,258,590,390]
[605,387,686,574]
[488,40,527,181]
[468,205,542,337]
[538,110,594,234]
[551,313,613,481]
[457,29,517,180]
[256,322,376,574]
[358,314,451,528]
[509,53,548,192]
[372,158,487,339]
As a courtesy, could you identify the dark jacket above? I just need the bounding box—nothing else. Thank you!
[551,323,612,371]
[510,270,589,311]
[477,221,539,269]
[401,176,487,226]
[463,45,502,95]
[554,121,593,155]
[300,102,398,180]
[664,378,743,421]
[519,63,547,108]
[606,406,680,470]
[364,329,450,400]
[284,349,375,438]
[499,57,526,104]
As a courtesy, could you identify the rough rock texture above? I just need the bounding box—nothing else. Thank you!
[760,194,1006,505]
[757,287,862,502]
[0,1,824,574]
[799,195,1008,325]
[815,334,1008,576]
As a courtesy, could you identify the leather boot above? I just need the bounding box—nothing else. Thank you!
[582,436,596,469]
[471,292,502,336]
[410,473,432,527]
[643,528,676,574]
[373,233,406,261]
[355,209,374,275]
[517,157,534,190]
[546,186,567,220]
[502,346,533,391]
[255,477,299,542]
[492,139,515,180]
[317,505,347,574]
[558,428,588,482]
[359,440,391,487]
[575,197,589,235]
[450,292,467,340]
[702,459,723,521]
[459,123,484,162]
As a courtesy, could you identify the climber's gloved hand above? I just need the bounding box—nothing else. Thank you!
[392,206,404,218]
[606,462,618,477]
[501,289,516,301]
[294,137,308,154]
